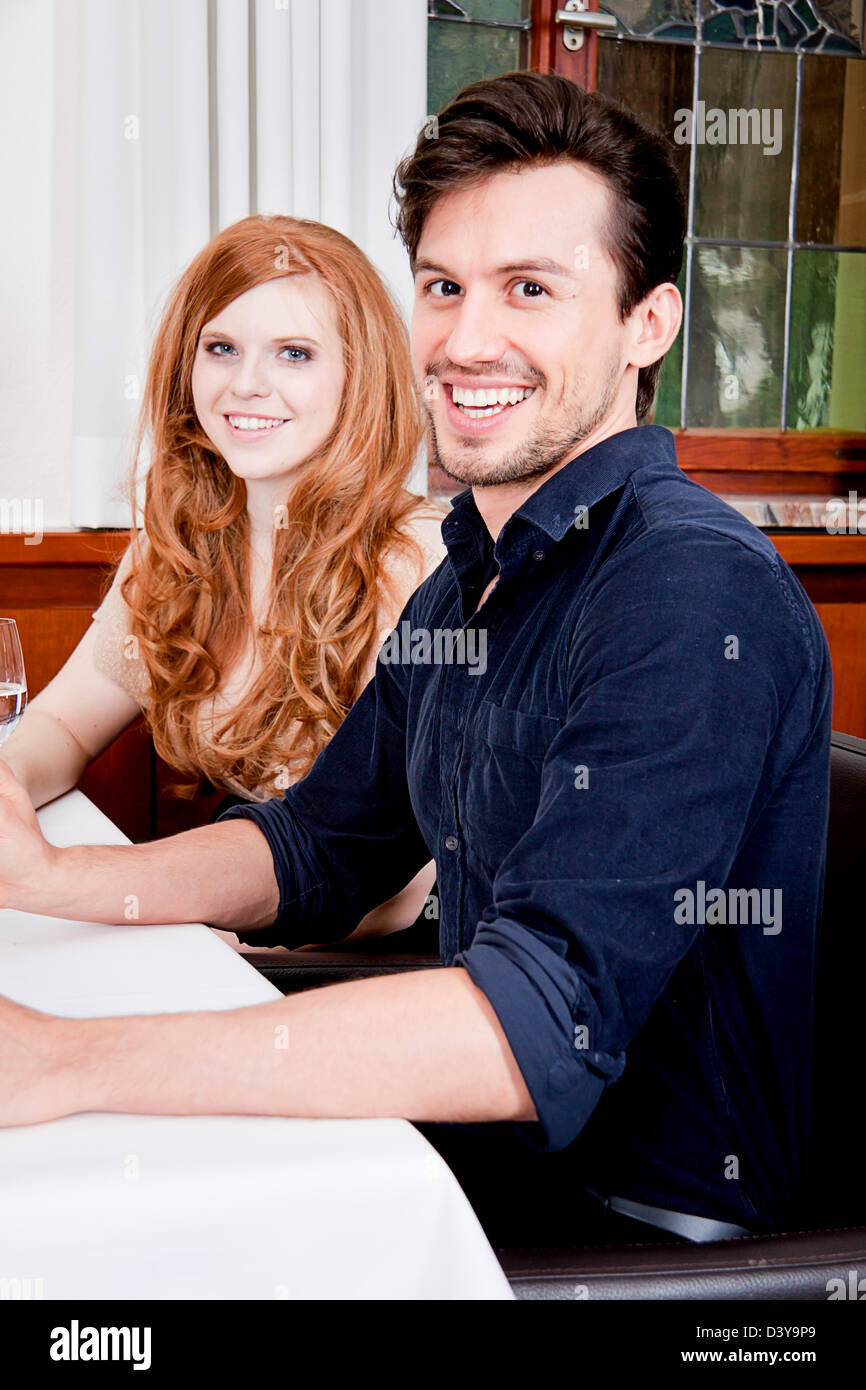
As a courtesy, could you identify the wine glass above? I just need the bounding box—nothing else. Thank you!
[0,618,27,748]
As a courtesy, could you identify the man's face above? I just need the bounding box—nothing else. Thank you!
[411,161,638,489]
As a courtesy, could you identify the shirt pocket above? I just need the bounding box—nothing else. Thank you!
[462,701,564,870]
[476,701,563,762]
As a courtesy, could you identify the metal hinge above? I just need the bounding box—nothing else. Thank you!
[555,1,618,51]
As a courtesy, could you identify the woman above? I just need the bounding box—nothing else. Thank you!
[1,215,446,935]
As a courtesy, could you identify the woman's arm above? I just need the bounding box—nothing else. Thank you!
[0,620,142,808]
[336,859,437,941]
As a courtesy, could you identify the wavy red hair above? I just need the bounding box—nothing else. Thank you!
[121,215,433,798]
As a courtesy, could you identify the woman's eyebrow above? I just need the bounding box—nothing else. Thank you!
[199,330,322,346]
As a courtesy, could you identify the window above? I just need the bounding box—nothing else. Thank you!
[428,1,532,113]
[426,1,866,438]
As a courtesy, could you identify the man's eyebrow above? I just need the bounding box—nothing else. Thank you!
[413,256,576,279]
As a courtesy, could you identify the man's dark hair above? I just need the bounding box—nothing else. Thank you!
[393,72,685,421]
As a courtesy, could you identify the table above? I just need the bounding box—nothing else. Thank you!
[0,792,513,1300]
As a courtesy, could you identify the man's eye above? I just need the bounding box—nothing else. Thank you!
[426,279,462,298]
[513,280,546,298]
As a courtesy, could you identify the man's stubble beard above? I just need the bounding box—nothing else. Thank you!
[429,366,620,490]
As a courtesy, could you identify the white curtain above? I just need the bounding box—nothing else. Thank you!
[71,0,429,527]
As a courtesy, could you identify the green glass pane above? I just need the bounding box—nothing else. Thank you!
[596,38,694,196]
[687,245,787,427]
[693,48,796,241]
[430,1,529,20]
[788,251,866,430]
[793,0,821,26]
[697,0,865,50]
[820,31,862,49]
[703,12,741,40]
[650,266,687,426]
[428,18,526,114]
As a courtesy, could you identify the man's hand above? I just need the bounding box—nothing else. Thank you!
[0,762,59,912]
[0,758,279,930]
[0,994,82,1127]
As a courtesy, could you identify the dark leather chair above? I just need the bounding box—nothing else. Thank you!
[243,730,866,1300]
[497,730,866,1299]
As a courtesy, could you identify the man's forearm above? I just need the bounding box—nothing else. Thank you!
[64,966,537,1126]
[17,821,279,932]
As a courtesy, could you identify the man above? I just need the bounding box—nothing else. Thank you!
[0,74,830,1247]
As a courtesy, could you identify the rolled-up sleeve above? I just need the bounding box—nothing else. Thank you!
[454,530,816,1152]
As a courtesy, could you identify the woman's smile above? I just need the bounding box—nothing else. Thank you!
[224,412,292,439]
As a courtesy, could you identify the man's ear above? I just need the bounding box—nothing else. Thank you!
[627,283,683,371]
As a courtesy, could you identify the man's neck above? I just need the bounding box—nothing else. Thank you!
[471,408,638,542]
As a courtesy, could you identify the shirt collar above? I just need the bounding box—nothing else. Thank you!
[443,425,678,551]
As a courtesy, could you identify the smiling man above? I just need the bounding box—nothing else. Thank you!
[0,74,831,1248]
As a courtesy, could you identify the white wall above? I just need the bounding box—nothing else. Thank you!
[0,0,429,532]
[0,0,79,529]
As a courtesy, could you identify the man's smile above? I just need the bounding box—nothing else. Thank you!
[440,380,538,433]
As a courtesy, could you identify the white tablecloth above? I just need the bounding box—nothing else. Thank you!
[0,792,513,1300]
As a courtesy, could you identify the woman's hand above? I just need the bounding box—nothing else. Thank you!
[0,761,60,912]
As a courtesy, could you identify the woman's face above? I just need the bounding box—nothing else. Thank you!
[191,276,346,487]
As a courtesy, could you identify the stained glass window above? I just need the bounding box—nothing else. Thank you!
[595,38,865,429]
[426,4,865,436]
[600,0,865,51]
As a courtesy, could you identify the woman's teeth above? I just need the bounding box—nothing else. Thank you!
[226,415,288,431]
[450,385,534,419]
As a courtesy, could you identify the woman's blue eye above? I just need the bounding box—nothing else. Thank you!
[203,342,310,361]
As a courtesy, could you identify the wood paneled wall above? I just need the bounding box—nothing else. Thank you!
[2,527,865,841]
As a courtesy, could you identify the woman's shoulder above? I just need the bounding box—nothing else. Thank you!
[400,494,450,574]
[371,496,450,641]
[90,532,152,706]
[92,533,137,619]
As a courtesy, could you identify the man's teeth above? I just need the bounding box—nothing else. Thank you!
[450,385,534,418]
[227,415,288,431]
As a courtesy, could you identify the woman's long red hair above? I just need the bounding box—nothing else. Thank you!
[122,215,432,797]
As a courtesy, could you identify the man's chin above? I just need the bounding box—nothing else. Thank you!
[434,445,565,490]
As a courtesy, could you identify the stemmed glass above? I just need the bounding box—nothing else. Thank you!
[0,618,27,748]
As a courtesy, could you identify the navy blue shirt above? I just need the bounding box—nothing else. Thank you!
[219,425,831,1232]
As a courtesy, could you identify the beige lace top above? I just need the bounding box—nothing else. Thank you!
[91,502,449,802]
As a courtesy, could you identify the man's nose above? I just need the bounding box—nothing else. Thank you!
[444,290,509,367]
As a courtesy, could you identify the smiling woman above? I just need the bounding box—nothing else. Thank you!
[0,215,447,935]
[191,275,347,510]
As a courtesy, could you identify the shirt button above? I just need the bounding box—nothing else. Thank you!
[532,549,546,562]
[444,835,459,852]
